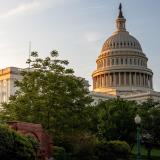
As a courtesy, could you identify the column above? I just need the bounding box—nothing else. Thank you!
[108,74,110,86]
[119,72,121,86]
[95,77,97,88]
[103,74,104,87]
[102,75,104,87]
[149,75,151,88]
[107,73,109,86]
[106,74,108,87]
[146,74,148,88]
[100,75,102,87]
[111,73,113,86]
[93,77,95,89]
[139,73,142,87]
[142,74,144,87]
[144,74,146,87]
[115,73,118,86]
[104,74,106,87]
[134,72,137,86]
[113,73,116,86]
[124,72,126,86]
[151,76,153,89]
[129,72,132,86]
[110,73,112,86]
[147,75,149,88]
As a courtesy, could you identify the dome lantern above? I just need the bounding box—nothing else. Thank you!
[116,3,126,32]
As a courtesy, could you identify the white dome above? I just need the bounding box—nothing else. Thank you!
[92,3,153,96]
[102,31,142,52]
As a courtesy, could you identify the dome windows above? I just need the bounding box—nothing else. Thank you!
[96,55,147,69]
[102,39,142,50]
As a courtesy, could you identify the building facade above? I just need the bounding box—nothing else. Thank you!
[0,67,22,103]
[91,4,160,103]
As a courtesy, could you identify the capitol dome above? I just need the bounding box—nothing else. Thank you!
[92,4,153,96]
[101,31,142,52]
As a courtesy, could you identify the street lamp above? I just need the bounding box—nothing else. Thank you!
[135,114,141,160]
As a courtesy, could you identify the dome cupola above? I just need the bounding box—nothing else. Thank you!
[102,3,142,52]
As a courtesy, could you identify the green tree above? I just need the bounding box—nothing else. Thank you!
[0,125,37,160]
[93,98,137,147]
[140,101,160,159]
[1,50,93,143]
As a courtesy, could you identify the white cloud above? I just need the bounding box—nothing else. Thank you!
[0,0,71,19]
[84,32,104,43]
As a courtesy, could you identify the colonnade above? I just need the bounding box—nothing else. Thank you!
[93,72,153,89]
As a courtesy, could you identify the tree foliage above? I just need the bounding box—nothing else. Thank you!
[0,125,37,160]
[1,50,93,142]
[92,98,137,146]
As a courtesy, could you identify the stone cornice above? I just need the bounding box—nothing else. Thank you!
[92,67,153,76]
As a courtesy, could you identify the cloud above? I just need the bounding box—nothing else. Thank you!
[84,32,104,43]
[0,0,71,19]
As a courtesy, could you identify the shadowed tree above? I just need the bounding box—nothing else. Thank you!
[92,98,137,147]
[1,50,93,144]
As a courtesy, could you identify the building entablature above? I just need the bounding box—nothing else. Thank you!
[92,68,153,75]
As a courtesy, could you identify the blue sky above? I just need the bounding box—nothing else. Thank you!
[0,0,160,91]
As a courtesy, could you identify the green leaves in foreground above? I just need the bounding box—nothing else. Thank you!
[0,125,37,160]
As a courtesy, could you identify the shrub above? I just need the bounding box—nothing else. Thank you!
[55,132,98,160]
[52,146,67,160]
[95,140,131,160]
[0,125,37,160]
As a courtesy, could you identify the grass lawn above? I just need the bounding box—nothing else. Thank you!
[131,145,160,160]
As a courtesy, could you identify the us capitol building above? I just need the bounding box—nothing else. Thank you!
[0,4,159,104]
[91,4,160,103]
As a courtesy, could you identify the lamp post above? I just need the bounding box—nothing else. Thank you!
[135,114,141,160]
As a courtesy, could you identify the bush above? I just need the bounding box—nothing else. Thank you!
[54,133,130,160]
[73,133,98,160]
[109,140,131,158]
[0,125,37,160]
[54,132,98,160]
[95,140,131,160]
[52,146,67,160]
